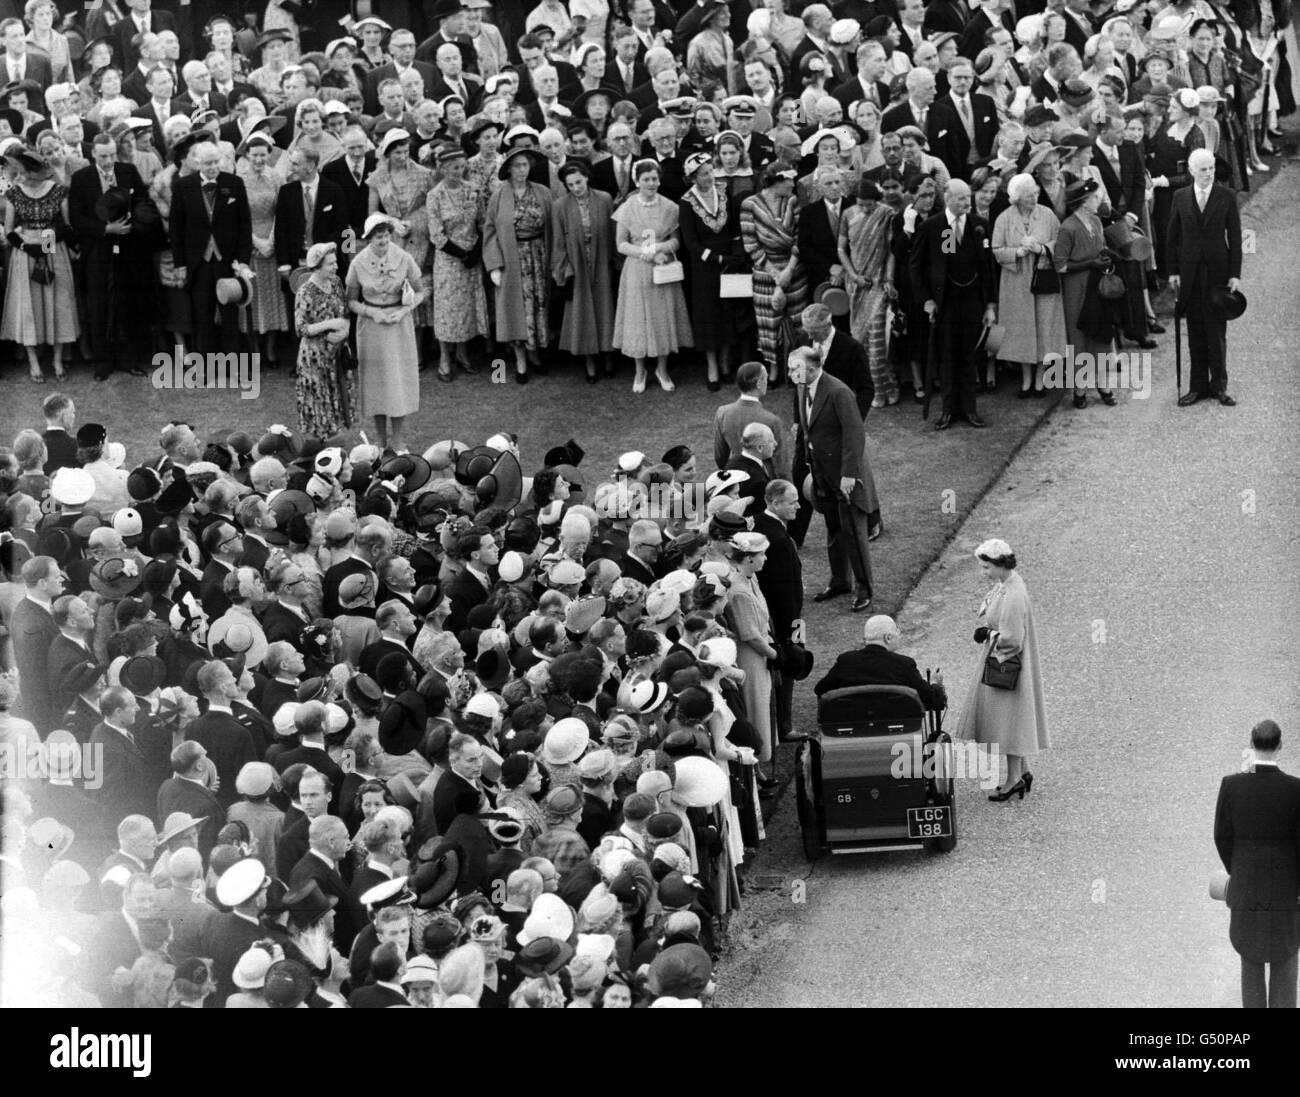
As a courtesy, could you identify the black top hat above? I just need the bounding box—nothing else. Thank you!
[475,648,510,691]
[282,879,339,928]
[543,438,585,468]
[94,187,133,224]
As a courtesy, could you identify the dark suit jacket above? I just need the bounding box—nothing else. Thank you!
[797,196,847,291]
[922,0,966,35]
[0,52,52,96]
[290,849,365,952]
[814,643,945,708]
[1215,763,1300,962]
[724,453,770,511]
[169,170,254,284]
[131,98,176,153]
[68,161,156,266]
[444,568,490,635]
[429,72,484,114]
[615,553,658,588]
[273,176,348,268]
[590,155,633,204]
[603,60,649,100]
[957,8,1014,60]
[201,911,266,1007]
[9,597,59,732]
[926,92,998,181]
[349,982,410,1007]
[275,813,310,880]
[1092,139,1145,220]
[88,911,148,1007]
[42,428,80,475]
[362,60,439,114]
[358,637,424,683]
[183,710,256,809]
[791,34,849,89]
[909,209,995,312]
[322,153,378,239]
[433,769,481,835]
[89,721,158,827]
[414,30,478,71]
[799,329,874,416]
[114,10,177,66]
[156,776,226,857]
[199,558,235,619]
[1166,182,1242,309]
[751,510,802,640]
[833,75,891,113]
[172,90,229,119]
[794,371,872,512]
[1060,7,1094,54]
[46,633,100,732]
[880,99,925,135]
[273,744,345,812]
[713,397,788,478]
[259,600,310,649]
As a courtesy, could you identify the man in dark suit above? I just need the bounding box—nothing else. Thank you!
[591,120,638,204]
[347,943,410,1006]
[714,363,791,479]
[47,595,103,738]
[273,147,348,272]
[155,740,226,859]
[198,521,241,618]
[428,40,484,114]
[444,527,497,634]
[433,734,489,834]
[881,66,937,135]
[259,563,312,649]
[1167,147,1242,407]
[925,58,997,182]
[68,136,159,380]
[10,555,67,734]
[41,393,80,474]
[171,59,227,118]
[321,126,376,243]
[169,136,253,355]
[275,768,330,879]
[790,347,874,613]
[130,63,177,151]
[1214,719,1300,1008]
[1093,112,1156,347]
[0,18,53,94]
[358,602,423,681]
[183,661,257,809]
[796,165,849,293]
[1059,0,1095,55]
[200,858,270,1007]
[89,687,159,828]
[957,0,1014,60]
[349,817,405,905]
[271,701,345,811]
[790,4,846,87]
[416,0,479,71]
[724,422,774,513]
[616,520,663,586]
[606,28,649,99]
[751,479,803,742]
[910,178,996,429]
[798,303,875,419]
[814,613,947,707]
[88,872,161,1007]
[289,815,365,952]
[363,27,439,114]
[113,2,177,68]
[834,39,892,113]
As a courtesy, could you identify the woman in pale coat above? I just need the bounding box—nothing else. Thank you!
[723,532,778,775]
[955,538,1048,801]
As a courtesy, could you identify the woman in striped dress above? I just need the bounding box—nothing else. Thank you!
[837,179,898,405]
[740,162,807,385]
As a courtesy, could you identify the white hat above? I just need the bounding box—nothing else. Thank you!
[51,467,95,507]
[704,468,749,498]
[575,933,617,963]
[671,755,730,808]
[235,761,276,796]
[541,717,590,765]
[464,692,500,719]
[504,123,540,144]
[314,447,344,477]
[698,636,738,669]
[645,588,680,623]
[216,857,267,907]
[657,570,697,597]
[498,550,526,583]
[233,946,273,989]
[617,450,646,474]
[400,954,439,984]
[974,538,1014,560]
[111,508,143,538]
[547,558,585,588]
[272,702,300,737]
[516,893,575,945]
[830,18,860,44]
[104,441,127,469]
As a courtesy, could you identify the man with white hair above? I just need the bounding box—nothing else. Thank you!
[791,4,844,86]
[618,519,663,586]
[909,178,997,430]
[725,423,775,509]
[1167,146,1242,407]
[289,814,364,952]
[814,614,946,708]
[174,58,226,117]
[882,65,936,133]
[797,165,848,298]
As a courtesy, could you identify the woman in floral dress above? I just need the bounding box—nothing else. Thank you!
[238,132,290,365]
[367,128,436,358]
[295,243,354,435]
[465,118,504,202]
[426,144,489,382]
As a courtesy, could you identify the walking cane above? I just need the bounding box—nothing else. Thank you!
[1174,308,1182,401]
[922,313,939,421]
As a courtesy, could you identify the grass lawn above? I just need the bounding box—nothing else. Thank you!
[1,350,1059,739]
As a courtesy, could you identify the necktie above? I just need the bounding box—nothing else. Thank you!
[616,159,627,194]
[101,171,115,192]
[202,181,216,210]
[1196,188,1208,211]
[828,201,840,234]
[805,386,815,423]
[917,106,927,130]
[303,184,315,246]
[957,97,973,138]
[954,215,964,245]
[353,161,363,185]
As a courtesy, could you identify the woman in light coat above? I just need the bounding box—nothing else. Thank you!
[955,538,1049,801]
[550,159,615,382]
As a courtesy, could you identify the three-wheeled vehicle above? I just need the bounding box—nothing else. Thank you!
[794,683,956,858]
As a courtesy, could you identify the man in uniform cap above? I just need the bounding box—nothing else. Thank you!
[201,858,271,1007]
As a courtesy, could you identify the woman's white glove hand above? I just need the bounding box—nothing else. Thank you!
[489,269,503,287]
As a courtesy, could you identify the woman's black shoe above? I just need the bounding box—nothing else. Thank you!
[1022,772,1034,794]
[1145,319,1166,334]
[1072,392,1087,408]
[1018,386,1033,399]
[515,368,529,385]
[989,779,1027,802]
[585,372,598,384]
[1099,390,1117,406]
[707,379,720,392]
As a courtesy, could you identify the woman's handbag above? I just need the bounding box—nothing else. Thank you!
[720,272,753,297]
[30,252,55,286]
[335,337,357,373]
[651,259,684,284]
[1030,259,1060,295]
[1097,267,1127,300]
[981,650,1022,690]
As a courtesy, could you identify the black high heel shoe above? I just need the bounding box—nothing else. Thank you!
[1022,772,1033,794]
[988,778,1026,802]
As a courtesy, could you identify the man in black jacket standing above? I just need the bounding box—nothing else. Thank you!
[1214,719,1300,1008]
[169,135,253,354]
[751,479,803,741]
[910,178,996,430]
[273,146,348,274]
[1168,147,1243,407]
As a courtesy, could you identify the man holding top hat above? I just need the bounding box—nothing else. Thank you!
[1167,146,1243,407]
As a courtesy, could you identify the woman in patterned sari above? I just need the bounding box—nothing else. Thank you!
[367,128,436,359]
[740,161,807,385]
[837,178,898,406]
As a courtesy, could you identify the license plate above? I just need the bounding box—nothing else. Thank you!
[906,805,952,839]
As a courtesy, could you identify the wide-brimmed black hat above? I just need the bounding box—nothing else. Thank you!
[121,654,167,695]
[412,848,461,909]
[571,86,620,119]
[514,937,575,977]
[374,453,433,495]
[475,451,523,513]
[497,146,547,181]
[454,445,500,487]
[1207,285,1247,321]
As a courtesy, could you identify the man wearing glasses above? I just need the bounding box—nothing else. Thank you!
[199,521,244,618]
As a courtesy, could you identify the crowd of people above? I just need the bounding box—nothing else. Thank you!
[0,0,1279,423]
[0,0,1287,1009]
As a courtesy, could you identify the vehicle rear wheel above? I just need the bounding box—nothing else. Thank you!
[926,734,957,853]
